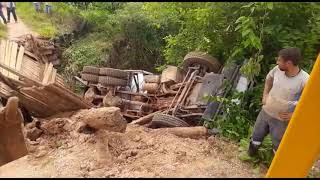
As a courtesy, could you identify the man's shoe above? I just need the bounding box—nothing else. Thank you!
[248,141,259,157]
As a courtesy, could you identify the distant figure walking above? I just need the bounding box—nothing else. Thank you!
[33,2,41,13]
[6,2,17,23]
[44,2,52,15]
[0,2,7,24]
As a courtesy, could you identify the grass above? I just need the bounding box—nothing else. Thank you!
[0,23,7,39]
[16,2,80,38]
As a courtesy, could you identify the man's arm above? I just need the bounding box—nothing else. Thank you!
[279,85,306,121]
[262,77,273,105]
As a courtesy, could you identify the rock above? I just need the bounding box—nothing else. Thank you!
[84,87,96,104]
[79,134,91,143]
[207,135,216,146]
[130,150,138,157]
[79,107,127,133]
[26,127,43,141]
[25,121,36,129]
[27,145,37,153]
[38,145,47,151]
[80,164,87,170]
[175,151,187,161]
[88,169,105,177]
[35,150,47,158]
[76,121,88,133]
[133,136,141,142]
[62,121,73,132]
[88,138,96,144]
[41,118,66,135]
[103,95,123,108]
[28,140,40,145]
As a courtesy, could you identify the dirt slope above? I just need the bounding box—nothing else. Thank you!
[0,109,267,178]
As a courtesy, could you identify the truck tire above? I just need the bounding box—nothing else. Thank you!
[98,76,128,86]
[99,67,128,79]
[82,66,100,75]
[150,113,189,128]
[81,73,99,83]
[183,51,222,73]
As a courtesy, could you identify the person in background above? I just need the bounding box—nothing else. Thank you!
[44,2,52,15]
[33,2,41,13]
[6,2,17,23]
[0,2,7,24]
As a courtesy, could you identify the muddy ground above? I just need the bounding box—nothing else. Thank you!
[0,109,268,178]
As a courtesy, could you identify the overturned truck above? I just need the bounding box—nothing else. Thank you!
[77,51,245,128]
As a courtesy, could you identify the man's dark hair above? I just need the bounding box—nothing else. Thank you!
[278,47,302,66]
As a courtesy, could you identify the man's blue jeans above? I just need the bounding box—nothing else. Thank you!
[0,10,6,24]
[45,5,52,14]
[34,2,40,12]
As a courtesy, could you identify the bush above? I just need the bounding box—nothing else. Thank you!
[78,2,167,72]
[60,33,108,83]
[204,91,253,142]
[204,86,273,167]
[105,3,165,71]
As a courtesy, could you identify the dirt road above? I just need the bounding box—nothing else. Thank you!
[3,8,38,40]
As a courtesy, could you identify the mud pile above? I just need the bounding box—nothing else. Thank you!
[0,108,265,178]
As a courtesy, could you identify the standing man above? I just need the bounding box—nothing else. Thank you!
[44,2,52,15]
[248,47,310,156]
[0,2,7,24]
[33,2,41,13]
[6,2,17,23]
